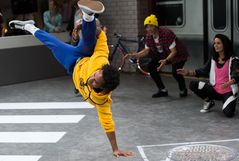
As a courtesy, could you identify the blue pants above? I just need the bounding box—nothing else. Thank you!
[34,19,96,74]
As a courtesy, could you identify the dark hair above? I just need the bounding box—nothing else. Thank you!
[211,34,234,61]
[101,64,120,92]
[49,0,61,14]
[49,0,59,9]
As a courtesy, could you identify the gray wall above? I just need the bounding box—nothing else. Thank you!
[0,46,66,86]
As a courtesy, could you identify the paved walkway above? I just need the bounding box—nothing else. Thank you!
[0,73,238,161]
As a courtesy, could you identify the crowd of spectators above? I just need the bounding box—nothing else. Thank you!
[1,0,75,37]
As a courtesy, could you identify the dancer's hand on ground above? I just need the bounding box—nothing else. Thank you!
[176,68,189,76]
[113,149,134,157]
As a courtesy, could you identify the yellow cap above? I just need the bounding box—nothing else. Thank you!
[144,14,158,27]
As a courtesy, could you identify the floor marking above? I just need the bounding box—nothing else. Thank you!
[137,146,149,161]
[137,138,239,161]
[0,155,41,161]
[0,115,85,123]
[0,132,66,143]
[0,102,94,109]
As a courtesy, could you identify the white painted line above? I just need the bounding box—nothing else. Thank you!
[0,102,94,109]
[138,138,239,148]
[137,146,149,161]
[0,132,66,143]
[0,115,85,123]
[0,155,41,161]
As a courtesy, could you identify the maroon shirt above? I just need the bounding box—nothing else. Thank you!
[145,27,188,64]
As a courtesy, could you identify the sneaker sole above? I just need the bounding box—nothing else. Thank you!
[200,109,210,113]
[9,20,35,29]
[77,0,105,14]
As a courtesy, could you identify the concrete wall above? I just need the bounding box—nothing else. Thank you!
[0,46,66,86]
[0,33,69,86]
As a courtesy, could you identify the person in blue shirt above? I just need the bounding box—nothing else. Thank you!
[43,0,63,33]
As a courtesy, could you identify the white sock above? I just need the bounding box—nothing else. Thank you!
[24,24,39,35]
[82,11,94,22]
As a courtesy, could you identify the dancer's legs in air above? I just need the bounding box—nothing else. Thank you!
[9,1,104,74]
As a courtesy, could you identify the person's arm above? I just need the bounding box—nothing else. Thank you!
[221,57,239,89]
[124,48,150,60]
[194,58,211,77]
[221,79,236,89]
[96,102,134,157]
[157,46,177,71]
[177,68,196,76]
[71,24,81,45]
[106,132,134,157]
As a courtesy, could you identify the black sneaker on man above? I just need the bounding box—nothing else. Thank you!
[152,89,168,98]
[77,0,105,15]
[9,20,35,30]
[200,100,215,113]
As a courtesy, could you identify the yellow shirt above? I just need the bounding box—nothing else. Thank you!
[73,31,115,132]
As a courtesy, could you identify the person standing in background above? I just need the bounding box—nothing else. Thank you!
[43,0,63,33]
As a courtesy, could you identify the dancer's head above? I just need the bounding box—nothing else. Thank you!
[87,64,120,93]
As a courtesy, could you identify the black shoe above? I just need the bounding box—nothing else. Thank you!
[179,88,188,97]
[200,100,215,113]
[152,90,168,98]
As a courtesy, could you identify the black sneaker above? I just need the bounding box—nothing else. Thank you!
[152,90,168,98]
[200,100,215,113]
[77,0,105,15]
[179,88,188,97]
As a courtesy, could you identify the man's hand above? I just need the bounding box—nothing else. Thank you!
[176,68,189,76]
[124,53,137,60]
[157,59,167,71]
[113,149,134,157]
